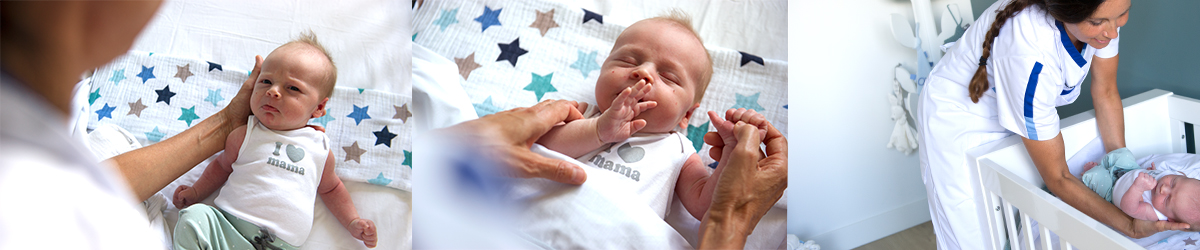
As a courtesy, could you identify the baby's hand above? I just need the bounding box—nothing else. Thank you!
[349,218,378,248]
[172,185,199,209]
[708,108,768,145]
[596,80,657,143]
[1082,162,1099,172]
[1133,172,1156,190]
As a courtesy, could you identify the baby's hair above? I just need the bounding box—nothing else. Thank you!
[283,30,337,99]
[645,9,712,104]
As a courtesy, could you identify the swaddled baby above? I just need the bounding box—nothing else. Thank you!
[536,11,770,220]
[171,32,377,249]
[1082,149,1200,230]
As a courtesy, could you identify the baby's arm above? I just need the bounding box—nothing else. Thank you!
[678,109,771,220]
[676,154,715,220]
[1119,172,1161,221]
[317,150,377,248]
[172,125,247,209]
[537,80,656,158]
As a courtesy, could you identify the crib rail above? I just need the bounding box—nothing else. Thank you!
[978,158,1143,250]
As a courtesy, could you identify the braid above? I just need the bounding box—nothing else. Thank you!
[969,0,1037,103]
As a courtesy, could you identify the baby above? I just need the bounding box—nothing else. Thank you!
[1082,149,1200,230]
[172,33,378,249]
[537,11,767,220]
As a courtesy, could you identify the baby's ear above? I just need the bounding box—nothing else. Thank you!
[677,102,702,130]
[312,97,329,118]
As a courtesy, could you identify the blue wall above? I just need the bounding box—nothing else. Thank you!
[971,0,1200,116]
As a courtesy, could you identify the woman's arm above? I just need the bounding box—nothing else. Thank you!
[1090,55,1125,152]
[1023,135,1188,237]
[110,55,262,201]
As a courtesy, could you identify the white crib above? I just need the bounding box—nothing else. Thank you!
[964,89,1200,249]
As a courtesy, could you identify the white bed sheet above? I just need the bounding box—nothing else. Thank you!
[130,0,411,94]
[571,0,788,61]
[124,1,412,249]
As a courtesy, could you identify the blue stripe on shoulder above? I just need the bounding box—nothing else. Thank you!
[1024,62,1044,140]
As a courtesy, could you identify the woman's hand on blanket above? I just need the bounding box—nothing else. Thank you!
[1129,218,1193,237]
[596,79,657,143]
[699,120,787,249]
[172,185,200,209]
[217,55,263,129]
[348,218,378,248]
[446,99,589,184]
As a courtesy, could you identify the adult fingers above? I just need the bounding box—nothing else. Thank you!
[513,148,587,184]
[761,117,787,158]
[733,122,765,159]
[704,132,724,161]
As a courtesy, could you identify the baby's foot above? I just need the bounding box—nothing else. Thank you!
[596,80,657,143]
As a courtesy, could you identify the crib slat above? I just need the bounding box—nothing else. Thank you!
[1041,223,1053,250]
[1060,238,1071,250]
[1003,200,1019,250]
[1022,211,1035,250]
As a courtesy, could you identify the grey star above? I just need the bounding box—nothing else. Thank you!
[393,103,411,123]
[529,9,559,36]
[454,53,482,80]
[342,141,366,163]
[175,64,193,83]
[127,98,148,117]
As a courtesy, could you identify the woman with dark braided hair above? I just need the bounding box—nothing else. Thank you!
[917,0,1192,248]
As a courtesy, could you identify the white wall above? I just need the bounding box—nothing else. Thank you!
[790,0,970,249]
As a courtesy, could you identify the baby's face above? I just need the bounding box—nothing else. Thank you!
[595,19,707,133]
[250,43,331,130]
[1151,174,1200,223]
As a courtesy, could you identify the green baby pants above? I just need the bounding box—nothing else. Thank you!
[173,204,298,250]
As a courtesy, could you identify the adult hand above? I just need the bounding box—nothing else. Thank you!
[445,99,588,184]
[698,120,787,249]
[1127,218,1192,238]
[217,55,262,129]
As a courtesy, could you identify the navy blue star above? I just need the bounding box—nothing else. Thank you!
[95,103,116,121]
[155,85,177,105]
[347,105,372,125]
[373,126,397,147]
[739,51,764,66]
[582,8,603,24]
[137,65,156,83]
[708,161,719,169]
[496,38,528,67]
[474,6,503,32]
[207,61,223,71]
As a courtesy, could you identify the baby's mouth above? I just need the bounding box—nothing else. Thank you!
[262,104,279,113]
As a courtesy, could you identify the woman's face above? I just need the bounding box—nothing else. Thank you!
[1062,0,1131,50]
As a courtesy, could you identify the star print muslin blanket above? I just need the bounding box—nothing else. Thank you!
[413,0,788,170]
[85,51,412,191]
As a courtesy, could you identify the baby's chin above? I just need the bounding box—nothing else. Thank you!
[253,111,304,131]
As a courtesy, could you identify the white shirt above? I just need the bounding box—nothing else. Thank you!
[0,73,159,249]
[931,0,1120,140]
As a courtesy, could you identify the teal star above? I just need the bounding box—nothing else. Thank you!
[523,72,557,101]
[731,92,765,112]
[686,121,710,152]
[204,88,224,107]
[368,173,393,186]
[145,127,165,142]
[403,150,411,167]
[311,111,334,127]
[95,103,116,121]
[412,32,417,41]
[472,96,501,118]
[178,106,200,126]
[109,69,126,85]
[88,88,101,105]
[569,50,600,77]
[432,8,459,31]
[358,88,365,94]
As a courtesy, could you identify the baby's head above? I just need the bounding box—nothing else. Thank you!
[1152,174,1200,228]
[250,31,337,130]
[595,10,713,133]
